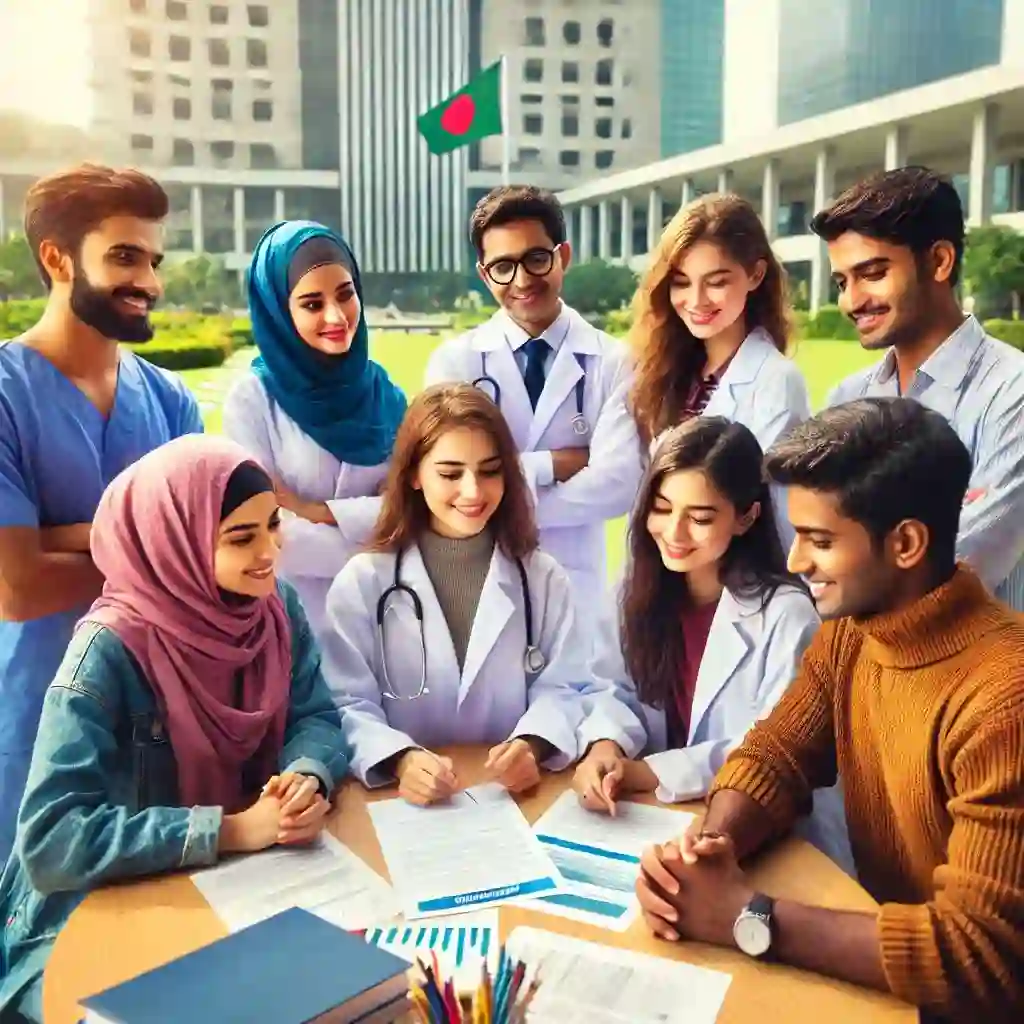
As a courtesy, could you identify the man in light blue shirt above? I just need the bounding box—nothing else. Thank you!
[0,164,203,863]
[812,166,1024,612]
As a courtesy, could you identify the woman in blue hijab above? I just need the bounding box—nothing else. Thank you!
[223,220,407,642]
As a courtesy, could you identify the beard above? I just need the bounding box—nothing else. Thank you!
[70,269,155,343]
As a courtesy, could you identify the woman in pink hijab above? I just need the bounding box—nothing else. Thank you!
[0,435,350,1024]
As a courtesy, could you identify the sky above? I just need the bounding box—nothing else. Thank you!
[0,0,92,126]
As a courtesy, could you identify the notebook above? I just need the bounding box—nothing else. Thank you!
[79,906,410,1023]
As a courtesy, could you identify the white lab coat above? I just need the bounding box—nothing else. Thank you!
[320,542,588,786]
[424,305,644,636]
[577,581,855,874]
[222,373,388,639]
[650,327,810,549]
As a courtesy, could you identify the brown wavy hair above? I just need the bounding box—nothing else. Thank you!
[621,416,803,709]
[629,193,793,446]
[369,383,539,560]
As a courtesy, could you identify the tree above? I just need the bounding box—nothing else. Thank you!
[0,235,44,300]
[963,225,1024,320]
[161,254,242,310]
[561,259,638,315]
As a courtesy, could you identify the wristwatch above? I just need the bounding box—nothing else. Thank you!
[732,892,775,958]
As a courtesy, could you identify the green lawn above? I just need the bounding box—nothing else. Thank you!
[183,333,878,578]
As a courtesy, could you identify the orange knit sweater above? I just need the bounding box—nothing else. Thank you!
[710,567,1024,1021]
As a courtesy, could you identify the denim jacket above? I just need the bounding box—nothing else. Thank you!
[0,580,349,1022]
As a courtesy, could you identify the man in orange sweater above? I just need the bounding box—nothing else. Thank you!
[636,397,1024,1023]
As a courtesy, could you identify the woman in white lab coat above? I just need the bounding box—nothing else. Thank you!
[222,220,407,639]
[321,383,587,806]
[629,194,810,544]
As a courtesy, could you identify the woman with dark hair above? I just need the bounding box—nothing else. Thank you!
[572,416,819,811]
[320,383,587,806]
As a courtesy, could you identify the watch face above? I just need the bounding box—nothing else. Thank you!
[733,913,772,957]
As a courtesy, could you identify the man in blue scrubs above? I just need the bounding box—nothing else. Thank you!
[0,163,203,863]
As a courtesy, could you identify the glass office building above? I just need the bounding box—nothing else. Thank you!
[777,0,1005,125]
[660,0,725,157]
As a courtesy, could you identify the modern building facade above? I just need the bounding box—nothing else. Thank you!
[557,0,1024,310]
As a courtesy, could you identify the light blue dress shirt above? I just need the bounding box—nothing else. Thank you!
[827,316,1024,611]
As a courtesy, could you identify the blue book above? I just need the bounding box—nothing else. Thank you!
[79,907,410,1024]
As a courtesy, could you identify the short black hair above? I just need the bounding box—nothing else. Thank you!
[765,397,972,573]
[809,166,965,286]
[469,185,566,260]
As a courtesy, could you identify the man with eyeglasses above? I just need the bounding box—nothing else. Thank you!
[425,185,643,648]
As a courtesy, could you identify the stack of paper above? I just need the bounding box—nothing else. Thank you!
[504,927,732,1024]
[366,783,564,919]
[191,832,400,932]
[365,909,500,991]
[528,791,694,930]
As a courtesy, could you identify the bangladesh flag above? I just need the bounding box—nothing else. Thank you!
[417,59,504,156]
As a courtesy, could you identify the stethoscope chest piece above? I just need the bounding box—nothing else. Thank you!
[523,645,547,676]
[571,413,589,436]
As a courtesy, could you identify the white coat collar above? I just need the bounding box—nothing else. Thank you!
[470,303,603,356]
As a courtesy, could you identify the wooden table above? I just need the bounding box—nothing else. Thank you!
[44,746,914,1023]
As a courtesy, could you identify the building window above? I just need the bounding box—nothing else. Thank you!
[523,58,543,83]
[597,18,614,46]
[621,117,632,139]
[250,143,278,169]
[247,4,269,27]
[253,78,272,91]
[212,90,231,120]
[595,150,614,169]
[128,28,151,57]
[211,76,233,92]
[559,150,580,168]
[596,95,615,107]
[562,62,578,83]
[211,140,235,162]
[563,21,581,44]
[168,35,191,61]
[519,147,542,167]
[172,139,194,165]
[523,114,543,135]
[560,94,580,106]
[129,0,147,12]
[524,17,545,45]
[596,58,613,86]
[209,3,228,22]
[252,99,273,122]
[595,117,612,139]
[130,133,153,152]
[521,93,543,104]
[130,69,153,83]
[133,91,153,115]
[168,73,190,86]
[208,39,230,65]
[561,113,579,136]
[173,97,191,119]
[166,0,187,19]
[247,39,268,67]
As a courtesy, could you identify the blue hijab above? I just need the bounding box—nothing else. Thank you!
[247,220,407,467]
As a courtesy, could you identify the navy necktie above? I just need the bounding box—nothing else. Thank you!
[522,337,549,410]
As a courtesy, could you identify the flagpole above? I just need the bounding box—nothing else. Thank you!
[500,53,511,186]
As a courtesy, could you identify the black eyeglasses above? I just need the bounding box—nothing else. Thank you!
[481,245,561,286]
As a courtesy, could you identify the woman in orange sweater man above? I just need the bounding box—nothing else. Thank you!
[635,397,1024,1024]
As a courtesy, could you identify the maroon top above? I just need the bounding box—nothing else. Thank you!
[681,352,737,420]
[667,601,719,747]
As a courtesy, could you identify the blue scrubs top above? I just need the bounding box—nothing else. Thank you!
[0,341,204,863]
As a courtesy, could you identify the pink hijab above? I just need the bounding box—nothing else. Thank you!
[86,434,293,812]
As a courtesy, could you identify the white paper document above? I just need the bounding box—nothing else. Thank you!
[365,909,500,991]
[505,927,732,1024]
[366,782,563,919]
[191,832,399,932]
[527,792,694,930]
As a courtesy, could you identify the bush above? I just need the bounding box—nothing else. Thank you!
[229,317,253,348]
[803,304,858,341]
[983,319,1024,351]
[0,297,45,336]
[126,340,227,370]
[602,308,632,337]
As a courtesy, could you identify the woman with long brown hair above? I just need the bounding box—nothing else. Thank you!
[571,418,828,820]
[629,193,810,471]
[320,384,587,806]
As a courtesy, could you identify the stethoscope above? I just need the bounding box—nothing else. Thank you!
[471,349,590,437]
[375,547,547,700]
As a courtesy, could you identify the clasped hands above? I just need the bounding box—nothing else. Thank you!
[219,771,330,854]
[635,823,757,950]
[396,737,544,806]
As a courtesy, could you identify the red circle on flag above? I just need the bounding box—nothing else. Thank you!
[441,94,476,136]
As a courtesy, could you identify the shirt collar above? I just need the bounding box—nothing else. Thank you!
[500,302,571,353]
[874,315,986,390]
